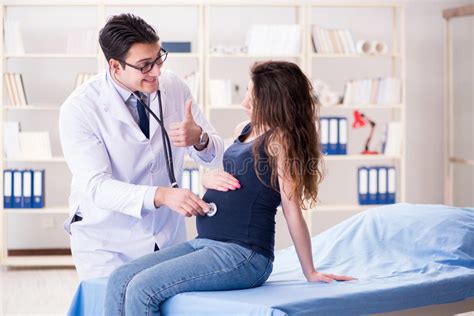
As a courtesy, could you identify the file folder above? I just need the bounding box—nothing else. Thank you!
[13,170,22,208]
[161,42,191,53]
[358,167,369,205]
[377,167,388,204]
[22,170,33,208]
[320,118,329,155]
[3,170,13,208]
[387,167,396,204]
[191,169,200,195]
[328,118,338,155]
[368,167,378,204]
[32,169,44,208]
[182,169,191,191]
[338,118,347,155]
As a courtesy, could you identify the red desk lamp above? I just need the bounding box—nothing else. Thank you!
[352,110,379,155]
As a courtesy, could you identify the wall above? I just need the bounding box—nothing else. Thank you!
[3,0,472,250]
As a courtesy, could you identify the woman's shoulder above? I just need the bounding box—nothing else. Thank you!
[233,120,251,139]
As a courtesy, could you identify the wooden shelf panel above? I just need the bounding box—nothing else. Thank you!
[3,206,70,215]
[4,156,66,163]
[4,53,98,59]
[3,105,60,111]
[311,53,400,58]
[3,255,74,267]
[324,155,401,161]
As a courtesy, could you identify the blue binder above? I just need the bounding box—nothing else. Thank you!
[357,167,369,205]
[12,170,22,208]
[368,167,378,204]
[161,42,191,53]
[32,169,45,208]
[328,117,338,155]
[337,117,347,155]
[387,167,396,204]
[3,170,13,208]
[22,170,33,208]
[377,167,388,204]
[320,118,329,154]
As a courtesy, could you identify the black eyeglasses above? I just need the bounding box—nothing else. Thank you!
[120,48,168,74]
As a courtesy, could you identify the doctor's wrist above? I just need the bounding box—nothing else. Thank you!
[154,187,168,208]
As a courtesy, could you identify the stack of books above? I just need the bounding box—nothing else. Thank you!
[343,77,401,105]
[246,25,301,55]
[4,73,28,106]
[311,25,356,54]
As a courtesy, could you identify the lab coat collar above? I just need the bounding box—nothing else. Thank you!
[98,69,169,141]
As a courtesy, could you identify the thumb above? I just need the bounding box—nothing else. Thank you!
[184,99,194,121]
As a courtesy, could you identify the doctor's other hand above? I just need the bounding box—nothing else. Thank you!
[305,270,355,283]
[202,169,240,192]
[154,187,209,217]
[168,99,201,147]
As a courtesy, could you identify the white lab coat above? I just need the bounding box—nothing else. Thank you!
[59,69,223,280]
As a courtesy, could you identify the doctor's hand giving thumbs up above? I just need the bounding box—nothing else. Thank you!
[168,99,207,150]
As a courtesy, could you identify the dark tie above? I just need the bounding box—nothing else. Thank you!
[135,92,150,139]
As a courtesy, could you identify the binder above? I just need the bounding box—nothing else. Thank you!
[22,170,33,208]
[32,169,44,208]
[320,118,329,154]
[377,167,388,204]
[368,167,378,204]
[161,42,191,53]
[182,169,191,191]
[191,169,200,195]
[3,170,13,208]
[338,118,347,155]
[328,118,338,155]
[387,167,396,204]
[357,167,369,205]
[13,169,22,208]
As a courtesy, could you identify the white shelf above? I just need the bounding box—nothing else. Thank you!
[209,53,303,59]
[4,156,66,163]
[3,105,60,111]
[4,206,69,215]
[312,204,390,213]
[3,255,74,267]
[4,53,98,59]
[169,53,200,58]
[321,104,403,109]
[324,154,401,161]
[311,53,400,59]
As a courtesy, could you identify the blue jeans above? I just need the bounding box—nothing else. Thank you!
[104,238,273,316]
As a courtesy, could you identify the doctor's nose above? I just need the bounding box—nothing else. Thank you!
[149,63,162,77]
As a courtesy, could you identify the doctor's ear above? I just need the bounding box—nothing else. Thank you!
[109,59,122,73]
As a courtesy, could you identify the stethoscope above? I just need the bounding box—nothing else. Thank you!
[113,71,218,217]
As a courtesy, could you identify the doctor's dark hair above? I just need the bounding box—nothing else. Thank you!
[99,13,159,66]
[249,61,323,210]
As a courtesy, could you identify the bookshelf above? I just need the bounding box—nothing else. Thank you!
[0,1,406,267]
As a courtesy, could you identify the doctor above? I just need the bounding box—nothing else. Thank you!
[59,13,224,280]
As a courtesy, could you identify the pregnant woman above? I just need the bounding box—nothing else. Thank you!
[104,61,353,315]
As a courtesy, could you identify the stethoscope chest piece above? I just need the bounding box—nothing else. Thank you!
[206,202,218,217]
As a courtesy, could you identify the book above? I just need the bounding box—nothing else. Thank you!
[18,131,53,159]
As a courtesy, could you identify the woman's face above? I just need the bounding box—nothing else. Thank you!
[241,80,254,119]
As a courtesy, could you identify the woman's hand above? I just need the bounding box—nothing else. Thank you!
[305,270,354,283]
[202,170,240,191]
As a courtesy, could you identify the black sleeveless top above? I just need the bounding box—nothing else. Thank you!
[197,123,281,260]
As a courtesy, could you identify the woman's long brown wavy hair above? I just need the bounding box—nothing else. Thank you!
[250,61,323,209]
